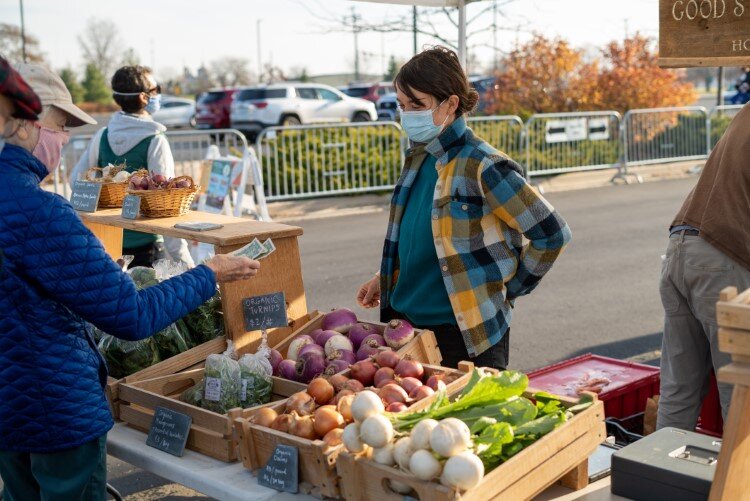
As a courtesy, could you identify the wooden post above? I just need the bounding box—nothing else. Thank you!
[709,287,750,500]
[83,220,123,259]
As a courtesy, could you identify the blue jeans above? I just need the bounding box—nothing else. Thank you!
[0,434,107,501]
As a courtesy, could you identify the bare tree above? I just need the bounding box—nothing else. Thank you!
[78,18,123,80]
[209,57,253,87]
[121,47,140,66]
[0,23,44,63]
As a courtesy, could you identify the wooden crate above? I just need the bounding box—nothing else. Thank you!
[107,312,315,419]
[273,312,442,366]
[233,362,474,499]
[335,392,605,501]
[119,368,307,462]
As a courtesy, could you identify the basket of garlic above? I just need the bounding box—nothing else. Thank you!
[85,164,131,208]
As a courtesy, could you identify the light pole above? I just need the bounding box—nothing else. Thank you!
[19,0,27,63]
[257,19,262,82]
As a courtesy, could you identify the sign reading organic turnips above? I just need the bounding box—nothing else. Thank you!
[660,0,750,67]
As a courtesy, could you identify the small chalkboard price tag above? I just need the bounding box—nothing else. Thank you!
[258,444,299,493]
[145,407,192,457]
[121,194,141,219]
[70,180,102,212]
[243,292,288,331]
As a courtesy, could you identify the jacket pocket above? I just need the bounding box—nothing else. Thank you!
[437,199,485,241]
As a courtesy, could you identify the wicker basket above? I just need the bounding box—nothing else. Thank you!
[127,175,199,218]
[86,167,129,208]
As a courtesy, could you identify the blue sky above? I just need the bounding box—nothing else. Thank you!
[1,0,658,78]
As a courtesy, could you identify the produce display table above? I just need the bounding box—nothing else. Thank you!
[107,423,626,501]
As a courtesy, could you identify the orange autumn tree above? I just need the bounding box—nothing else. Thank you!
[489,34,696,117]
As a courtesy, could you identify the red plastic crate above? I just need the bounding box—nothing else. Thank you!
[527,354,660,418]
[696,371,724,437]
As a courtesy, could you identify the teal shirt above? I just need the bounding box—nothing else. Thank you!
[390,154,456,326]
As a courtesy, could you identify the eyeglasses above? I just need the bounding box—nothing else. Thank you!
[145,84,162,96]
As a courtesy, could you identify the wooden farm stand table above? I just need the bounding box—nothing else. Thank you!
[79,209,306,350]
[106,423,629,501]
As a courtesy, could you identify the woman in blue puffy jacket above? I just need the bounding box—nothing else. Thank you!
[0,58,259,501]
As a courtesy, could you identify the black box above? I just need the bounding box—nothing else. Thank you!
[611,427,720,501]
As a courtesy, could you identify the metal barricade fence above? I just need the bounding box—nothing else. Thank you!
[523,111,622,177]
[622,106,708,168]
[707,105,744,151]
[58,129,265,217]
[255,121,406,201]
[466,115,525,160]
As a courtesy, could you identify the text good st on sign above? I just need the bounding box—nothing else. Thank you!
[121,194,141,220]
[145,406,192,457]
[258,444,299,494]
[243,292,288,331]
[659,0,750,67]
[70,181,102,212]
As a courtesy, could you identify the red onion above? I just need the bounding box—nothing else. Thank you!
[348,323,376,350]
[316,330,340,349]
[383,319,415,350]
[350,359,378,386]
[375,350,400,369]
[322,308,358,334]
[425,374,447,392]
[295,352,327,383]
[327,373,349,392]
[328,349,356,365]
[409,385,435,401]
[374,367,396,388]
[380,383,409,405]
[325,360,350,375]
[324,335,354,357]
[268,349,283,372]
[341,379,365,393]
[309,328,325,345]
[387,402,408,412]
[298,343,325,359]
[275,359,298,380]
[287,335,315,361]
[398,377,422,395]
[394,356,424,379]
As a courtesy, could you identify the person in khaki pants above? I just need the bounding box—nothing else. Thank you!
[657,103,750,431]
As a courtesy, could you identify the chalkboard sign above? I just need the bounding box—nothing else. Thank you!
[243,292,288,331]
[121,194,141,219]
[145,406,192,457]
[70,181,102,212]
[258,444,299,493]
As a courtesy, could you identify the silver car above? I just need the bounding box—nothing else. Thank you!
[151,96,196,128]
[230,83,377,134]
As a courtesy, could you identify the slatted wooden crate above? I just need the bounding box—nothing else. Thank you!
[335,390,605,501]
[233,362,474,499]
[273,312,442,366]
[118,368,307,462]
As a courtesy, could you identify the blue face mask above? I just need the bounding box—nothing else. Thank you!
[400,99,448,143]
[145,94,162,115]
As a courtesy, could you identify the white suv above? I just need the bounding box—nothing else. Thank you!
[230,83,377,134]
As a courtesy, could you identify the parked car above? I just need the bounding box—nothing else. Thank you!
[342,82,396,103]
[470,76,498,115]
[230,83,377,135]
[195,88,236,129]
[377,92,398,121]
[151,96,196,128]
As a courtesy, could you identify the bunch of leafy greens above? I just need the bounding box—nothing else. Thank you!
[180,380,205,408]
[391,369,594,471]
[202,344,241,413]
[182,291,224,345]
[98,334,161,379]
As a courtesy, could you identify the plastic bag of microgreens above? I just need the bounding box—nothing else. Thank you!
[147,260,195,357]
[238,334,273,408]
[180,380,205,408]
[202,340,241,413]
[98,333,162,379]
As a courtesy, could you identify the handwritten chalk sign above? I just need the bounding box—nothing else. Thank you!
[146,407,192,457]
[71,181,102,212]
[258,444,299,493]
[660,0,750,67]
[121,194,141,219]
[243,292,288,331]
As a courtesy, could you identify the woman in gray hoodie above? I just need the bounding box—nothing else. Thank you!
[71,65,193,267]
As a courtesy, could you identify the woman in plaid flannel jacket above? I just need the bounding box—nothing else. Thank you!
[356,47,572,369]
